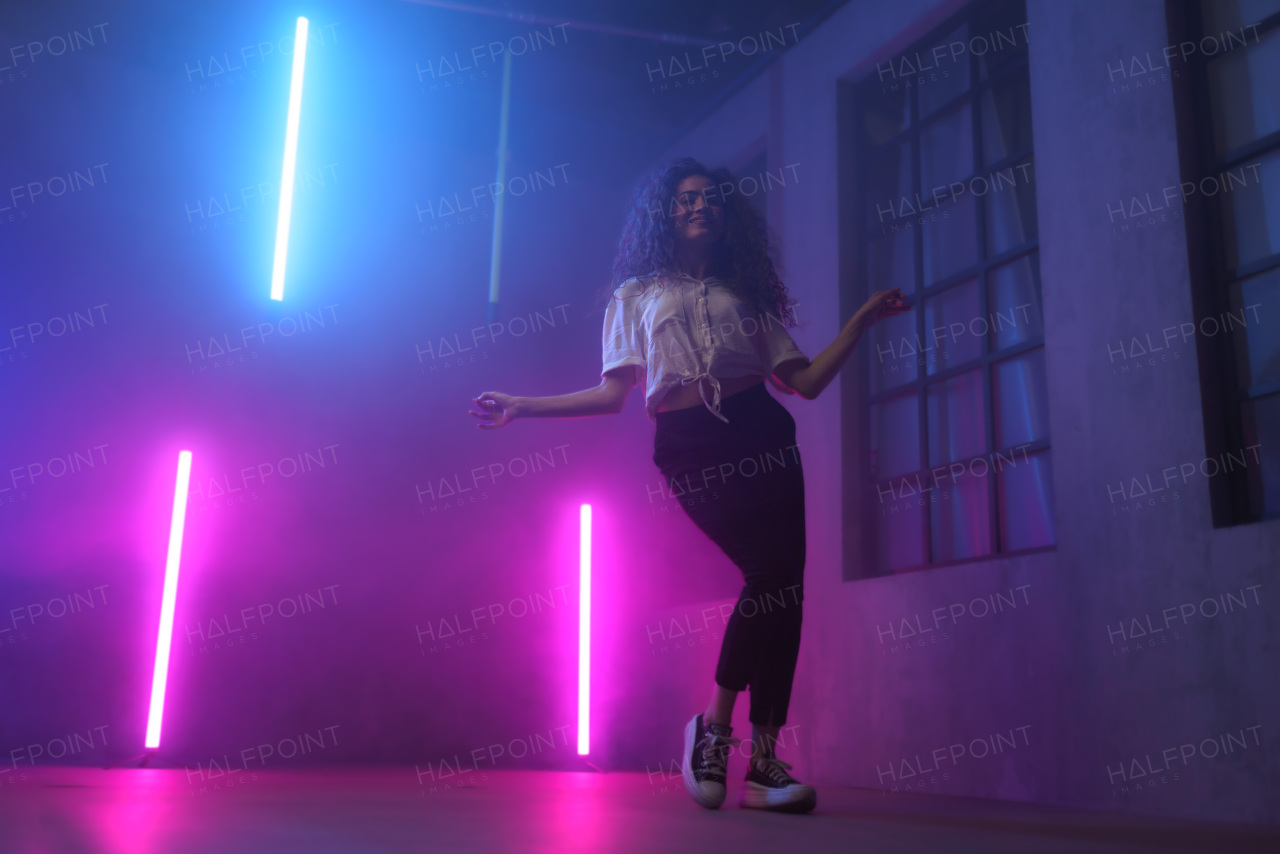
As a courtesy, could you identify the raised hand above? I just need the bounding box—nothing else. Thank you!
[470,392,518,430]
[858,288,909,326]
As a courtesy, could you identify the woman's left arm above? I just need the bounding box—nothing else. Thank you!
[772,289,907,400]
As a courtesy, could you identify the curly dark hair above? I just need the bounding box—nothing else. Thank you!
[603,157,797,327]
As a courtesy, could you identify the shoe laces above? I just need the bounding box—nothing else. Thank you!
[753,755,799,786]
[698,730,741,776]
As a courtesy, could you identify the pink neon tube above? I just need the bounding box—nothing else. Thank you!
[577,504,592,755]
[145,450,192,749]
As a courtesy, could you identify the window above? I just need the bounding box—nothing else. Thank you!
[1172,0,1280,524]
[839,0,1053,577]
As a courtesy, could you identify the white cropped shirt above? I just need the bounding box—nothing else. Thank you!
[600,273,810,423]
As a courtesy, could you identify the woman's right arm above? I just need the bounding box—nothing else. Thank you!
[470,366,637,429]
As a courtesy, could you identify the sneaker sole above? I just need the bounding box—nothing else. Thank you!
[739,782,817,814]
[682,715,726,810]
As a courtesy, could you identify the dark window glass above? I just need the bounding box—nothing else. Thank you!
[984,157,1038,255]
[999,450,1056,550]
[924,279,982,373]
[988,252,1045,349]
[981,73,1033,163]
[994,349,1050,448]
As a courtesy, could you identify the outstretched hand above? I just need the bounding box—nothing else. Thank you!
[470,392,518,429]
[858,288,909,326]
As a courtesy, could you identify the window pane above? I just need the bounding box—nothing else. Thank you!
[1241,393,1280,518]
[870,392,920,479]
[920,103,973,191]
[1201,0,1280,36]
[924,278,981,373]
[876,493,925,571]
[919,24,972,118]
[1207,25,1280,156]
[867,224,915,296]
[929,469,992,561]
[923,193,978,285]
[994,348,1050,448]
[998,449,1056,550]
[928,368,986,465]
[988,253,1044,349]
[871,306,920,392]
[975,0,1031,81]
[862,79,912,144]
[981,72,1032,164]
[867,143,915,227]
[1220,150,1280,269]
[985,157,1038,254]
[1231,266,1280,388]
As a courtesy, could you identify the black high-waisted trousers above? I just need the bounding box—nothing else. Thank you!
[652,381,805,727]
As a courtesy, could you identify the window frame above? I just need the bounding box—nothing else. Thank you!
[1168,0,1280,526]
[839,0,1054,580]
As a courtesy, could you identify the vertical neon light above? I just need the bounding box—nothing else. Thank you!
[270,16,310,301]
[486,49,513,323]
[145,450,192,749]
[577,504,592,755]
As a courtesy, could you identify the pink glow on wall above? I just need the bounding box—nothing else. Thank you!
[144,450,192,750]
[577,503,592,755]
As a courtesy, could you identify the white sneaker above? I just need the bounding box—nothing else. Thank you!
[681,714,740,809]
[739,753,817,813]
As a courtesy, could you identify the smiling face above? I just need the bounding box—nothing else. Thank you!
[670,174,725,247]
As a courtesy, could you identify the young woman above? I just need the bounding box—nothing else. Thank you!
[469,157,905,813]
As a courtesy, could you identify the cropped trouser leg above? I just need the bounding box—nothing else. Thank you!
[653,383,806,727]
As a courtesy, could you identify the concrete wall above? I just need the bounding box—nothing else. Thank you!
[661,0,1278,823]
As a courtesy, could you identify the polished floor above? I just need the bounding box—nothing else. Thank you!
[0,767,1275,854]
